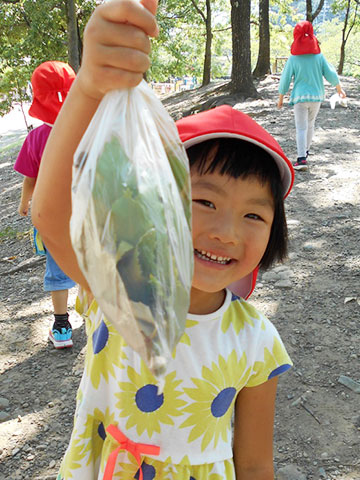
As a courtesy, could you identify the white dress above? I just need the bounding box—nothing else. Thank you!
[58,289,292,479]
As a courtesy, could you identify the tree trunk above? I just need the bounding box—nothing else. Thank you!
[230,0,257,97]
[337,0,357,74]
[202,0,212,86]
[66,0,80,72]
[338,43,345,74]
[306,0,313,21]
[252,0,270,78]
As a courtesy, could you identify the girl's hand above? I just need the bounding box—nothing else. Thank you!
[18,201,30,217]
[277,94,284,109]
[77,0,159,101]
[336,85,346,98]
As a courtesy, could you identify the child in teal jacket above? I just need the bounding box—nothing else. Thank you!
[278,21,346,171]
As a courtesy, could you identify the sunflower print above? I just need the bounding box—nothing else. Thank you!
[221,300,259,334]
[180,351,251,451]
[58,429,87,479]
[115,455,233,480]
[188,458,235,480]
[116,362,186,437]
[75,387,83,414]
[114,453,170,480]
[84,315,127,389]
[172,319,199,358]
[247,337,292,387]
[77,407,117,472]
[75,287,96,317]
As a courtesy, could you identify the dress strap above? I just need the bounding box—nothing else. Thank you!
[103,424,160,480]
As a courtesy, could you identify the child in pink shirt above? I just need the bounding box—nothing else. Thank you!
[14,61,77,349]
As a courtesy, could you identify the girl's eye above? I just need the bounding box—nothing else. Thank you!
[246,213,263,221]
[193,199,215,209]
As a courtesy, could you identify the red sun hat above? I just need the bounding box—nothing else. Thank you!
[28,61,76,124]
[176,105,294,299]
[291,21,321,55]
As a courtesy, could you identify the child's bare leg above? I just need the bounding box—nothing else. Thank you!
[51,289,69,314]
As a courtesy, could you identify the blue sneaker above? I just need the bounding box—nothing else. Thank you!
[49,316,73,349]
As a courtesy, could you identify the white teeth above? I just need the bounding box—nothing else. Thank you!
[195,249,231,264]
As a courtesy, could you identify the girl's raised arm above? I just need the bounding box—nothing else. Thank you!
[32,0,158,288]
[233,377,278,479]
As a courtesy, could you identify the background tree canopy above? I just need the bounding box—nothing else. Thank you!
[0,0,98,115]
[0,0,359,116]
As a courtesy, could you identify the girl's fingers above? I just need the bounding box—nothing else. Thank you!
[97,0,158,37]
[140,0,158,16]
[90,19,152,55]
[78,0,158,99]
[95,45,151,74]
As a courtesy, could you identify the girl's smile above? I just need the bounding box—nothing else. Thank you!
[189,170,275,314]
[194,248,233,266]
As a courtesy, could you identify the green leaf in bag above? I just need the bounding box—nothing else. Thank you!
[116,228,157,307]
[111,194,153,254]
[96,136,137,195]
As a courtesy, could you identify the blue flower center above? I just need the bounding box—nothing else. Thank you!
[211,387,236,417]
[135,384,164,412]
[97,421,106,440]
[92,320,109,354]
[134,462,156,479]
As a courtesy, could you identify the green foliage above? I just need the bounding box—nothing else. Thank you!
[318,18,360,77]
[0,226,27,242]
[251,0,302,69]
[0,0,96,115]
[0,0,358,116]
[149,0,231,81]
[250,0,360,77]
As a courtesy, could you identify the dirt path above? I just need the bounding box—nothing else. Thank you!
[0,76,359,480]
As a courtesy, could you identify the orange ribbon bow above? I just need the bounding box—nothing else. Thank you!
[103,424,160,480]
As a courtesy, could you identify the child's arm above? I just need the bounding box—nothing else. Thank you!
[18,176,36,216]
[32,0,158,289]
[233,377,278,479]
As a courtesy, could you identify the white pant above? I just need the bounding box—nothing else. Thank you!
[294,101,321,158]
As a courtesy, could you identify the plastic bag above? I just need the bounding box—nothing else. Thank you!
[329,93,348,109]
[70,80,193,379]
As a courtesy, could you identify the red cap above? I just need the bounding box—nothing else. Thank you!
[291,21,320,55]
[28,61,76,124]
[176,105,294,299]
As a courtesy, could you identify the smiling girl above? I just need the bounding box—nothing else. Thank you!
[32,1,295,479]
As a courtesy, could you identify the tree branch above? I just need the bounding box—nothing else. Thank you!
[190,0,206,23]
[312,0,325,21]
[344,1,359,43]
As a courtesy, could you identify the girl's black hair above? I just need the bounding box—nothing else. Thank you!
[186,138,288,270]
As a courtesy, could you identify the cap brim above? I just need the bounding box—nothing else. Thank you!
[176,105,294,198]
[182,132,293,198]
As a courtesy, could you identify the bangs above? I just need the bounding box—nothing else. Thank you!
[187,138,280,186]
